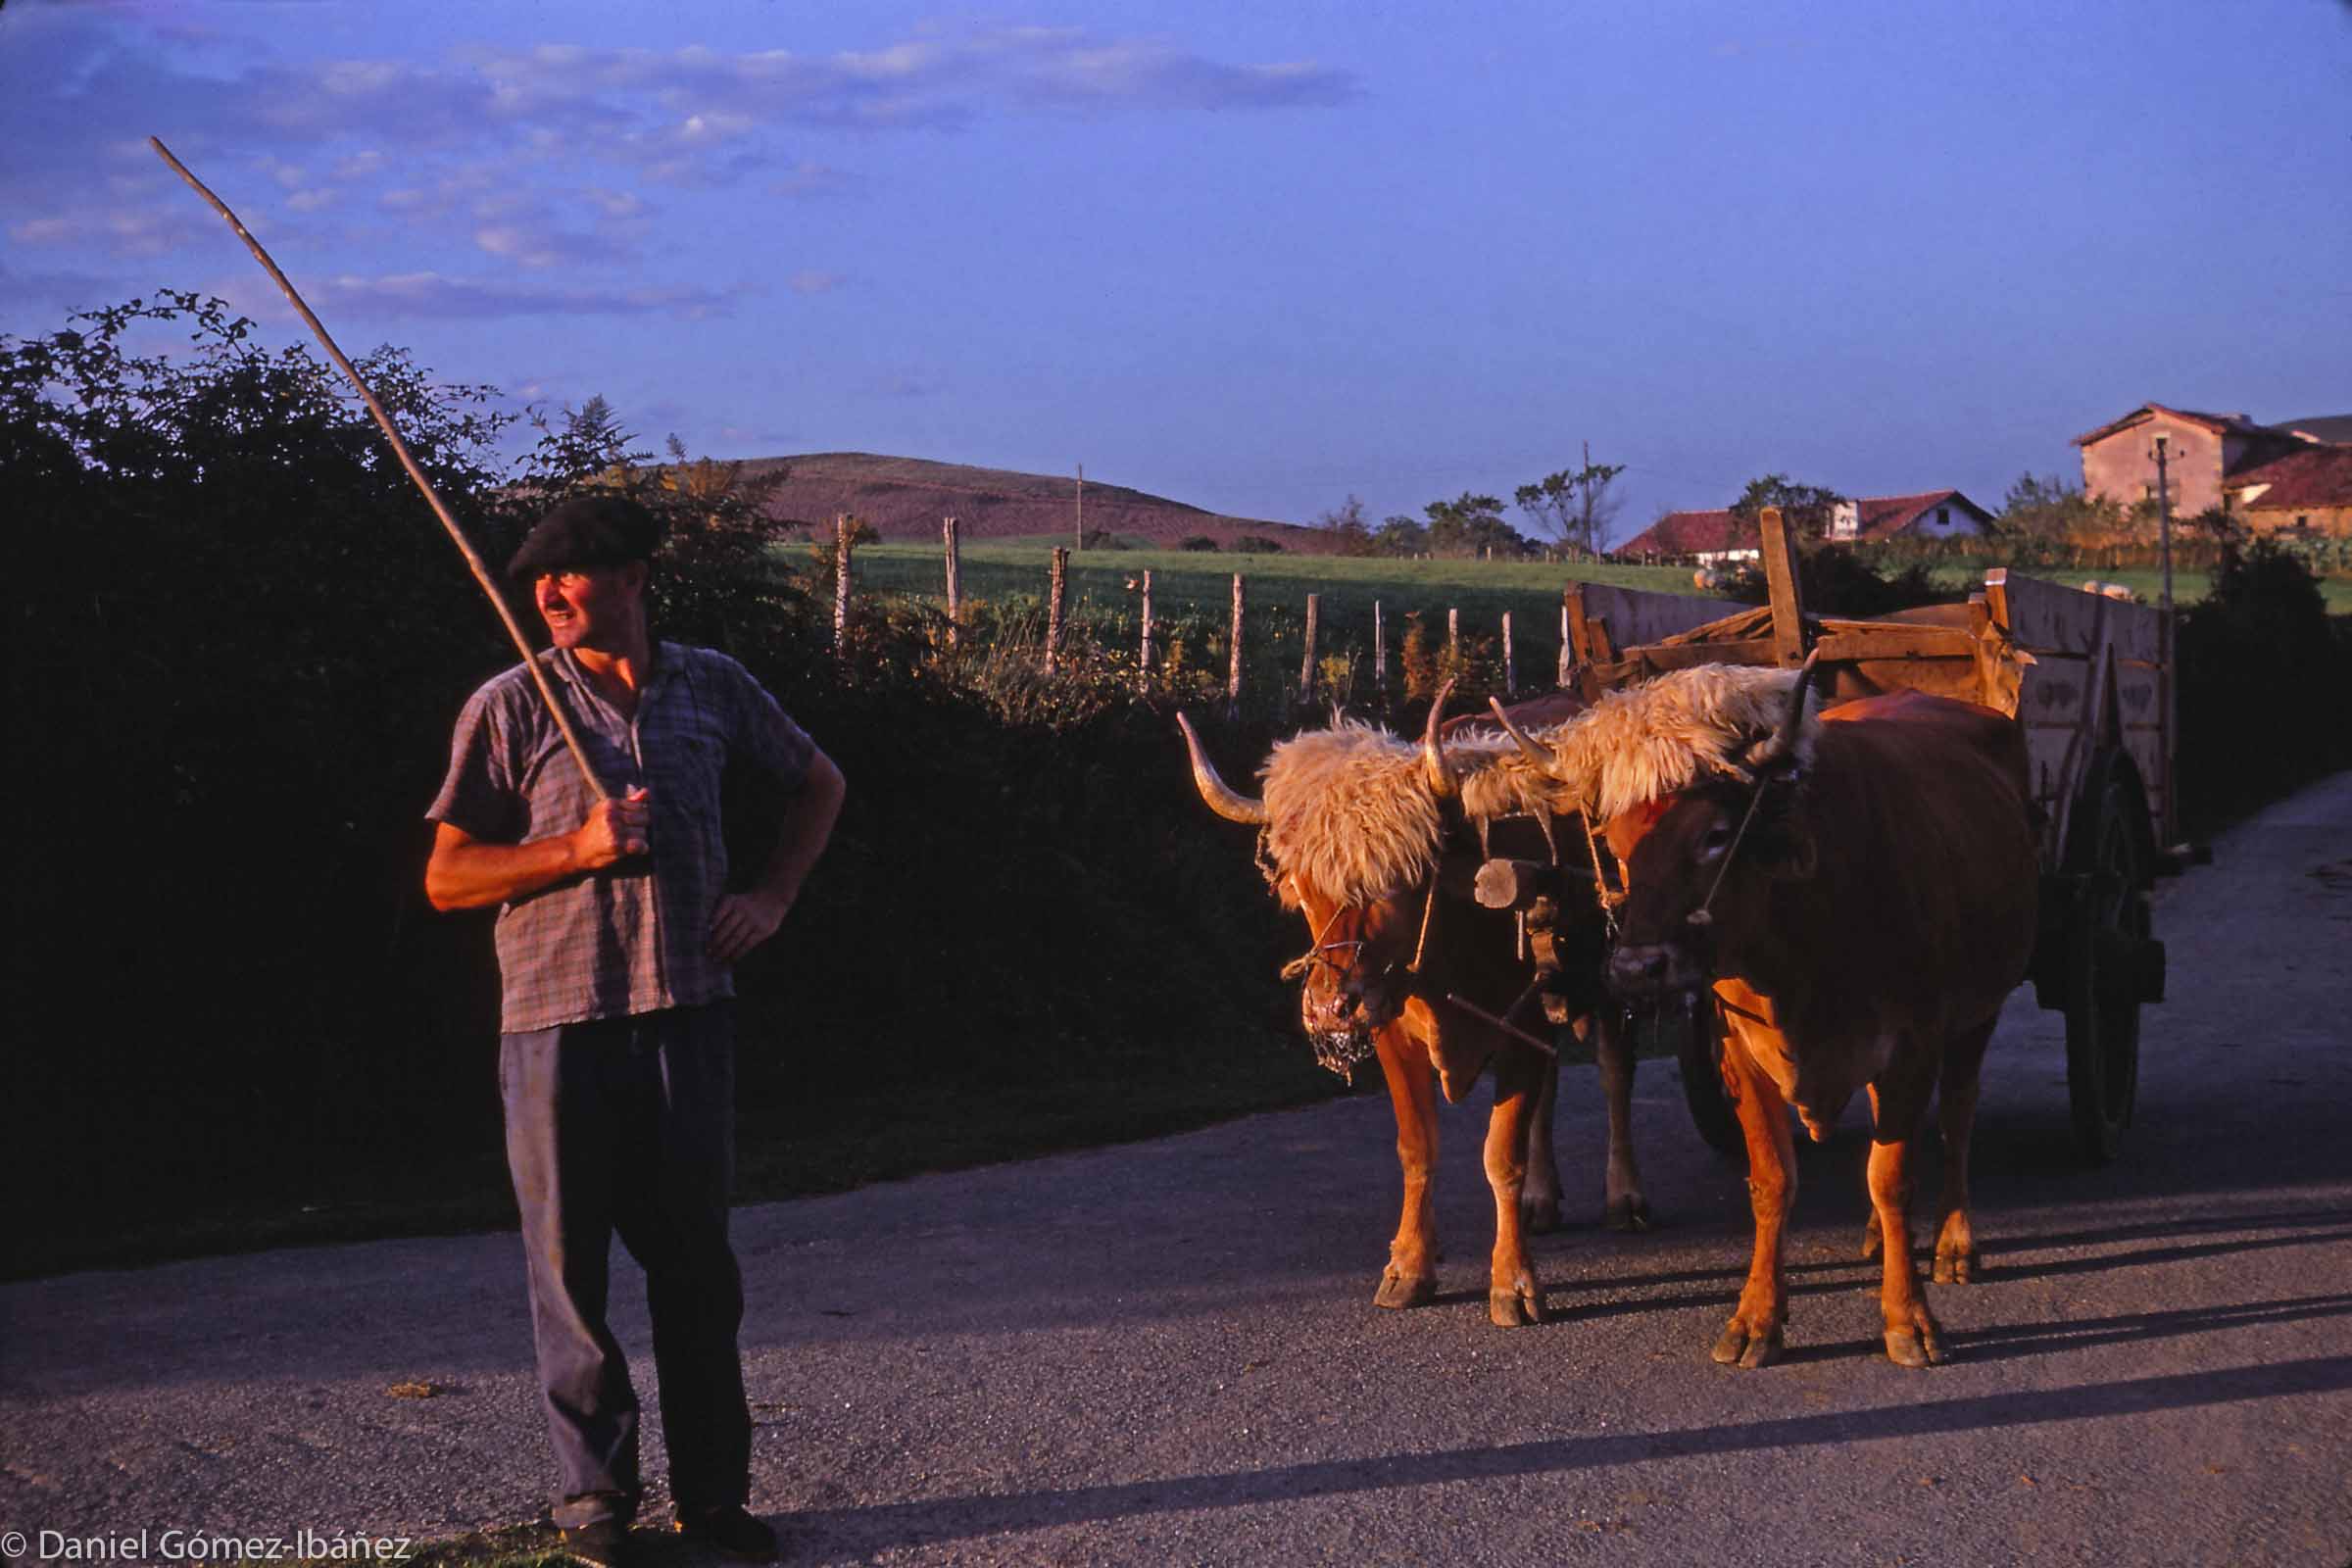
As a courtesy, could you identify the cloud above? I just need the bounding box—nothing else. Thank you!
[308,270,743,320]
[7,204,210,259]
[0,9,1359,328]
[992,30,1363,110]
[0,259,137,324]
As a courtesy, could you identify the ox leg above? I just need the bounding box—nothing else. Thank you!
[1518,1044,1563,1236]
[1716,1024,1795,1368]
[1591,1007,1651,1232]
[1932,1018,1996,1286]
[1866,1048,1946,1368]
[1483,1045,1548,1326]
[1371,1023,1440,1310]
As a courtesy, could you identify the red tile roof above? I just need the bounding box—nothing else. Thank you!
[2073,403,2263,447]
[1854,490,1994,540]
[1616,509,1751,557]
[2230,445,2352,511]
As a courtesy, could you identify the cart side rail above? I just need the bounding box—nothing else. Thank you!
[1984,568,2170,861]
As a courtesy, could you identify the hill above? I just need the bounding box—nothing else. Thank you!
[734,452,1337,552]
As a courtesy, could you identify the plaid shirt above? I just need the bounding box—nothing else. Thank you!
[429,642,814,1034]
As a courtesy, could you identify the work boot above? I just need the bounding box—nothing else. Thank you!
[672,1505,779,1562]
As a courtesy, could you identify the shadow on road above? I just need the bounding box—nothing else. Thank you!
[1493,1211,2352,1339]
[789,1354,2352,1560]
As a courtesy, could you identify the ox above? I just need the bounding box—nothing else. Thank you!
[1494,661,2037,1367]
[1179,690,1648,1328]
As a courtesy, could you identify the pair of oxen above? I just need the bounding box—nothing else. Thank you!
[1179,662,2037,1369]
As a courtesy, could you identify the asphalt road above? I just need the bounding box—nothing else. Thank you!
[5,772,2349,1567]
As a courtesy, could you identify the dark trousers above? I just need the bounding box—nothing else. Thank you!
[499,1003,751,1531]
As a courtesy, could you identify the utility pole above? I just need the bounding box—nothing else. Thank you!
[2154,432,2177,840]
[1581,439,1593,559]
[1075,462,1084,552]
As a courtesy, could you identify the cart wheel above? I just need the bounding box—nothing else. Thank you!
[2064,761,2150,1163]
[1662,992,1741,1157]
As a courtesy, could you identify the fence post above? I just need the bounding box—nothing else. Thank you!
[941,514,962,650]
[1373,600,1387,702]
[1298,592,1320,706]
[833,513,855,653]
[1502,610,1517,698]
[1227,572,1246,715]
[1138,569,1154,690]
[1557,598,1572,688]
[1045,546,1068,673]
[1446,607,1460,672]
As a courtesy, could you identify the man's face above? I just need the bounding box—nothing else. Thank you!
[532,562,644,652]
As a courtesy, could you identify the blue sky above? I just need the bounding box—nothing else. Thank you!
[4,0,2347,543]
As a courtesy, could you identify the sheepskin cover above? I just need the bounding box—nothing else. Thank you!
[1544,663,1821,821]
[1259,721,1567,906]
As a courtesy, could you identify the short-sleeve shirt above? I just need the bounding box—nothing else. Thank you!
[428,642,814,1034]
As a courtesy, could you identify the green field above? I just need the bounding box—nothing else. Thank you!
[854,539,2352,652]
[851,541,1671,707]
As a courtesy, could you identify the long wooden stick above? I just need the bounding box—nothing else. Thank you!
[150,135,609,802]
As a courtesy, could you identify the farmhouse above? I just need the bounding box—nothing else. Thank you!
[1615,490,1993,564]
[2226,443,2352,536]
[2074,403,2352,529]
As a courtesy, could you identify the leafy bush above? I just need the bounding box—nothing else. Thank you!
[1233,534,1285,554]
[4,298,1327,1273]
[1714,545,1952,616]
[2175,538,2352,833]
[1178,535,1220,552]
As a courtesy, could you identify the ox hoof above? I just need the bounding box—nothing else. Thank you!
[1711,1323,1784,1369]
[1521,1194,1563,1236]
[1374,1271,1438,1311]
[1884,1327,1946,1368]
[1604,1195,1653,1234]
[1489,1278,1544,1328]
[1932,1248,1980,1286]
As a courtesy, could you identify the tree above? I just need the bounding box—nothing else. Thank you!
[1998,470,2124,546]
[1423,492,1534,558]
[1732,472,1843,543]
[1315,495,1379,557]
[504,402,795,647]
[1374,514,1429,556]
[1514,447,1626,558]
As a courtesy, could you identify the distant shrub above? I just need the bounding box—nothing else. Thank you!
[1718,545,1951,616]
[1081,527,1124,550]
[2176,537,2352,833]
[1234,535,1285,555]
[1179,535,1220,552]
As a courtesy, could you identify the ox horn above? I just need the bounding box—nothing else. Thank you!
[1422,679,1460,800]
[1488,696,1564,780]
[1747,649,1824,770]
[1175,711,1268,825]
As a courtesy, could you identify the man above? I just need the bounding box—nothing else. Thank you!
[424,494,845,1566]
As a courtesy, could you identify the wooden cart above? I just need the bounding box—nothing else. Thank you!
[1561,510,2177,1163]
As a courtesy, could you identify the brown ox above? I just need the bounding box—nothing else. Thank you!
[1179,691,1648,1328]
[1495,662,2037,1367]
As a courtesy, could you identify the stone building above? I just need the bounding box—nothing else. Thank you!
[2073,403,2351,529]
[2227,445,2352,536]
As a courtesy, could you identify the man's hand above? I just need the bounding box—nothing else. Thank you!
[571,786,651,871]
[709,888,792,965]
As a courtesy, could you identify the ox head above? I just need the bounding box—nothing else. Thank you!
[1485,659,1824,1001]
[1178,685,1567,1086]
[1603,657,1823,998]
[1177,690,1463,1073]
